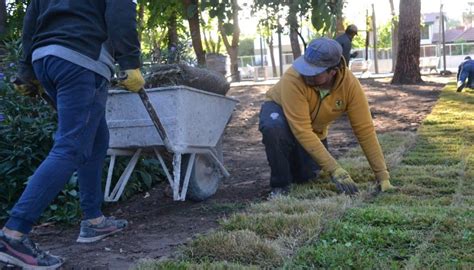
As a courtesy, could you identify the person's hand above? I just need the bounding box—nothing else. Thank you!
[118,69,145,92]
[457,81,465,92]
[378,179,398,192]
[330,166,359,195]
[350,51,359,58]
[11,77,43,96]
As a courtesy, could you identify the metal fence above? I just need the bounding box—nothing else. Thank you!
[238,42,474,67]
[236,42,474,78]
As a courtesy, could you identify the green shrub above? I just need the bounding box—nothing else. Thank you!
[0,76,58,221]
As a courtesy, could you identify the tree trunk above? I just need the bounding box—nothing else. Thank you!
[267,37,277,77]
[336,14,345,36]
[0,0,6,36]
[288,0,301,59]
[391,0,423,84]
[183,0,206,66]
[167,14,179,64]
[136,2,145,42]
[372,4,379,74]
[389,0,398,72]
[219,0,241,82]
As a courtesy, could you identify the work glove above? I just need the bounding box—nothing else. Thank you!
[378,179,398,193]
[118,69,145,92]
[457,81,465,92]
[330,166,359,195]
[11,76,43,97]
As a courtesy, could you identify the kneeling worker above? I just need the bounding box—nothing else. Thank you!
[259,37,396,197]
[457,56,474,92]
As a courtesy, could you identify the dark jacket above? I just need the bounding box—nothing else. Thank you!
[335,33,353,66]
[457,58,471,81]
[19,0,140,79]
[458,59,474,87]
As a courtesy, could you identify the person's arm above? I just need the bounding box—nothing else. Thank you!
[457,64,462,81]
[279,76,339,172]
[458,64,468,92]
[18,2,38,81]
[105,0,141,70]
[105,0,144,92]
[345,75,390,182]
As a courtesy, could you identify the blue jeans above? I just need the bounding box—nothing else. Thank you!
[259,101,327,188]
[6,56,109,234]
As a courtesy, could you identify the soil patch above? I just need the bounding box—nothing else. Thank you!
[1,75,448,269]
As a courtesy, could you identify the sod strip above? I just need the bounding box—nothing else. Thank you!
[288,84,474,269]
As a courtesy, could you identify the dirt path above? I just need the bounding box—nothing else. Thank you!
[2,75,449,269]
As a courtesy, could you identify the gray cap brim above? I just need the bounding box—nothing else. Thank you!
[292,55,328,76]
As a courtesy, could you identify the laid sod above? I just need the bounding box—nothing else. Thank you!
[289,84,474,269]
[136,84,473,269]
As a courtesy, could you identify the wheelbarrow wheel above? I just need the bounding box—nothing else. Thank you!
[181,141,224,201]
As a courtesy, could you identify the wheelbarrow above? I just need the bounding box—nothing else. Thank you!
[104,85,238,202]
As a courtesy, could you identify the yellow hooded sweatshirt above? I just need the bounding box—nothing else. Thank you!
[265,65,389,182]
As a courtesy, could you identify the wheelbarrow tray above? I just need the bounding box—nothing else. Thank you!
[106,85,238,153]
[104,85,237,202]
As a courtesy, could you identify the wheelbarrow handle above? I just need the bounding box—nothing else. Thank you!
[137,88,173,152]
[117,71,173,152]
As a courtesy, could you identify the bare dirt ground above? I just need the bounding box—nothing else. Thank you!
[2,75,450,269]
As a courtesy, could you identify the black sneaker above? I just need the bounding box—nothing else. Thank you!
[267,186,290,199]
[0,230,64,270]
[76,216,128,243]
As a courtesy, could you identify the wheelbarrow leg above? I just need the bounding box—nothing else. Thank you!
[172,154,182,200]
[180,153,196,200]
[153,147,174,188]
[104,148,142,202]
[153,149,196,201]
[206,149,230,178]
[170,153,196,201]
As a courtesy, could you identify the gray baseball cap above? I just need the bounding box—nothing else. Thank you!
[292,37,342,76]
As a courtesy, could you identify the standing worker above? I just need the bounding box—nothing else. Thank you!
[0,0,145,268]
[335,24,359,66]
[259,37,396,197]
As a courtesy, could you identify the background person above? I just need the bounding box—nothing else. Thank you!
[259,37,396,198]
[0,0,144,268]
[335,24,359,66]
[457,56,472,92]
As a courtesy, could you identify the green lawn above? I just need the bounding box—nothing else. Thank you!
[136,85,474,269]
